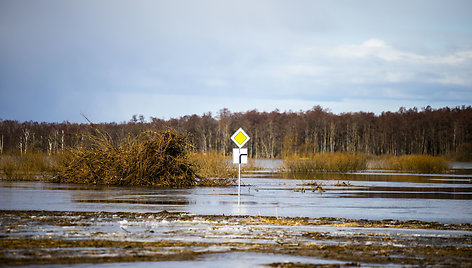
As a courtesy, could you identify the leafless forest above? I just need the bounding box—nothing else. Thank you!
[1,106,471,159]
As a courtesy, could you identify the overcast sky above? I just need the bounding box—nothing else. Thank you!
[1,0,471,123]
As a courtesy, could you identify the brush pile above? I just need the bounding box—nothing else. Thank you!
[55,129,197,186]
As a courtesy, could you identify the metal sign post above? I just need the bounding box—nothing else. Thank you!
[238,148,241,205]
[233,148,248,205]
[231,128,250,207]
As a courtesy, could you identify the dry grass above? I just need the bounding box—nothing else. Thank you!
[372,154,450,174]
[0,153,61,180]
[191,151,237,186]
[1,130,239,186]
[242,158,264,171]
[54,129,198,187]
[282,152,368,173]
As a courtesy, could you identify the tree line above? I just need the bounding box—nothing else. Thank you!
[1,106,471,159]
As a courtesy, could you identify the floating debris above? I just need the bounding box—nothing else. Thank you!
[333,181,352,187]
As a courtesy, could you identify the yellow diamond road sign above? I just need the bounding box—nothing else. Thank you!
[231,128,250,148]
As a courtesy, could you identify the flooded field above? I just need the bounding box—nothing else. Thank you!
[1,162,472,267]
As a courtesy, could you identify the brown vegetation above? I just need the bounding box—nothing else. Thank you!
[191,151,237,186]
[0,153,60,180]
[282,152,368,173]
[54,129,198,187]
[1,106,470,183]
[372,154,450,174]
[0,131,241,186]
[283,153,451,174]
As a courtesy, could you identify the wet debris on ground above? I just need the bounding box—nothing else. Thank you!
[1,210,471,266]
[265,263,361,268]
[296,181,326,193]
[333,181,353,187]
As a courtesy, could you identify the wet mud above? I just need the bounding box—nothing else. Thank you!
[1,210,471,267]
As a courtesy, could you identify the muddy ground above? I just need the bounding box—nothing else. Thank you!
[1,210,471,267]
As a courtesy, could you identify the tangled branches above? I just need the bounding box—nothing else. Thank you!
[55,129,197,187]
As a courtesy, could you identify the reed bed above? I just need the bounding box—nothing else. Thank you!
[372,154,450,174]
[242,158,264,171]
[55,129,198,187]
[282,152,368,173]
[1,129,239,186]
[0,153,60,180]
[191,151,237,186]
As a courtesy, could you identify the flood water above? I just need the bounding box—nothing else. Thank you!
[2,161,472,267]
[1,162,471,224]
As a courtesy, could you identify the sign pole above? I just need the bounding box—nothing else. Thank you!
[230,128,250,210]
[238,148,241,206]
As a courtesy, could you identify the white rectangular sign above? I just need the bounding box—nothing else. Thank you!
[233,148,248,164]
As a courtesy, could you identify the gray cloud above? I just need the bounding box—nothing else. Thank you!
[1,0,471,122]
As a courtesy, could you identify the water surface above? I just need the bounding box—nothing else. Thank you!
[1,167,471,223]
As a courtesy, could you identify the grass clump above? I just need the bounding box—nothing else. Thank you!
[382,154,449,174]
[0,153,60,180]
[192,151,237,186]
[282,152,368,173]
[55,129,198,187]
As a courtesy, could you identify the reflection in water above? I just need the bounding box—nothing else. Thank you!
[337,185,472,200]
[74,199,191,205]
[0,168,471,223]
[281,170,472,184]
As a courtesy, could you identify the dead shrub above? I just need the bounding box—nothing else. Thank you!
[55,129,198,187]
